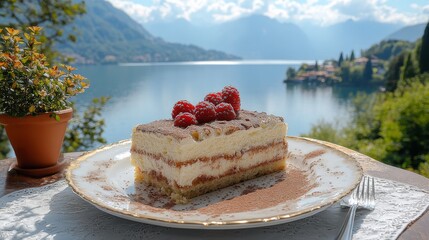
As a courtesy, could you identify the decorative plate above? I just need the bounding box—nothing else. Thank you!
[66,136,363,229]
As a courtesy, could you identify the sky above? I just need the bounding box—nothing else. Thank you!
[107,0,429,26]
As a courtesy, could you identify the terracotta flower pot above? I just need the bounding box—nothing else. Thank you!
[0,108,72,176]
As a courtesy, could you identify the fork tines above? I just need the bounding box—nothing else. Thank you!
[356,176,375,210]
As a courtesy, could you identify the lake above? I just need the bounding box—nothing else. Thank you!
[74,61,372,144]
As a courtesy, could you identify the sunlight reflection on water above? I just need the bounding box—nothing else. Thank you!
[73,63,370,144]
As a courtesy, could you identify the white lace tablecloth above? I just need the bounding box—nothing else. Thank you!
[0,176,428,240]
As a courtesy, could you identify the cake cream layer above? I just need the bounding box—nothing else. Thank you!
[131,110,287,163]
[131,140,287,187]
[136,158,286,202]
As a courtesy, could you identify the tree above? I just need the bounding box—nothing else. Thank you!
[338,52,344,66]
[350,66,364,84]
[315,60,319,71]
[63,97,109,152]
[350,50,355,61]
[419,21,429,73]
[0,0,86,62]
[363,40,414,60]
[304,37,429,178]
[286,67,297,80]
[299,63,309,72]
[374,77,429,170]
[303,75,429,177]
[363,58,373,82]
[301,120,344,145]
[385,52,406,92]
[400,53,417,87]
[340,63,351,83]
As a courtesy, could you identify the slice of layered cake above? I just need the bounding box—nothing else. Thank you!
[130,86,288,203]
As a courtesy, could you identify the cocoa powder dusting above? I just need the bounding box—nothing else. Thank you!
[84,170,103,182]
[162,200,176,209]
[101,185,113,191]
[135,110,284,141]
[241,185,261,195]
[197,168,315,215]
[304,149,326,160]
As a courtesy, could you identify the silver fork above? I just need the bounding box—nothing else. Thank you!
[335,176,376,240]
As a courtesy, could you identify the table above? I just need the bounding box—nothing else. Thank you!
[1,140,428,239]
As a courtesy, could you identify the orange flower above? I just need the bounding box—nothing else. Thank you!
[13,36,22,42]
[66,79,75,87]
[81,81,89,88]
[65,65,76,72]
[74,74,86,81]
[13,60,23,69]
[28,26,42,34]
[48,66,59,77]
[5,28,20,36]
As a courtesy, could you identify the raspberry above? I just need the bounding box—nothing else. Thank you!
[204,92,223,106]
[172,100,195,119]
[194,101,216,123]
[215,102,236,121]
[221,86,240,112]
[174,112,197,128]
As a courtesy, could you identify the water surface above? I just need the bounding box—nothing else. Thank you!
[74,62,371,144]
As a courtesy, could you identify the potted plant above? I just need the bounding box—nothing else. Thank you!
[0,26,89,177]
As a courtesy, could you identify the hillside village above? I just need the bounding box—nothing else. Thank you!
[285,52,386,86]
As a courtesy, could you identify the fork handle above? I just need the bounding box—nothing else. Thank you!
[335,204,358,240]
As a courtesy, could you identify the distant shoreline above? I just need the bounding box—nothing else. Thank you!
[118,60,318,67]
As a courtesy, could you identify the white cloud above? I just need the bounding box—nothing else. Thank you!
[264,0,346,26]
[107,0,209,22]
[264,0,428,26]
[265,4,290,20]
[107,0,429,26]
[207,0,264,22]
[108,0,157,22]
[413,4,429,16]
[162,0,209,21]
[158,3,172,18]
[330,0,413,24]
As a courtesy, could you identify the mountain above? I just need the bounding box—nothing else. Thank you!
[147,17,403,60]
[145,19,198,45]
[302,20,402,59]
[57,1,238,64]
[385,23,426,42]
[146,15,314,60]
